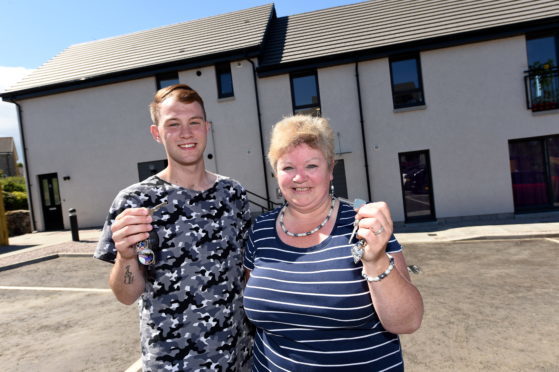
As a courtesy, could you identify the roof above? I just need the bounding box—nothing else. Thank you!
[0,137,16,155]
[3,1,559,98]
[259,0,559,72]
[2,4,274,97]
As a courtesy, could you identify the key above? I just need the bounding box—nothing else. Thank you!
[348,198,367,243]
[148,201,167,215]
[135,201,167,266]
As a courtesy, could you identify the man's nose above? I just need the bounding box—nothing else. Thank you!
[179,123,193,136]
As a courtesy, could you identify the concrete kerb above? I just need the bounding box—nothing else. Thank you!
[0,228,101,271]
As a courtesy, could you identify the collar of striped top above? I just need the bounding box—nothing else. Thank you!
[279,196,336,237]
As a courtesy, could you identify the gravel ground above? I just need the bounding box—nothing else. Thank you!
[1,237,558,371]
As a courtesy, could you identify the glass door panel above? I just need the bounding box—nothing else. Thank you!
[399,150,435,222]
[509,140,549,210]
[547,136,559,207]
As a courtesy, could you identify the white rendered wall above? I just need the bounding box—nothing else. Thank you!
[19,36,559,230]
[358,36,559,221]
[21,78,162,230]
[22,60,270,230]
[178,59,268,205]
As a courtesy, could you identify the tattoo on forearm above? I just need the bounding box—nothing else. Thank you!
[124,265,134,285]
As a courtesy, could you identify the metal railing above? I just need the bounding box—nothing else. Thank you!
[524,67,559,112]
[246,189,282,212]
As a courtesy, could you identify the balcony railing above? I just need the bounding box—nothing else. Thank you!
[524,67,559,112]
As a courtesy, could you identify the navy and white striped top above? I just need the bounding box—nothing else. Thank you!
[243,200,404,371]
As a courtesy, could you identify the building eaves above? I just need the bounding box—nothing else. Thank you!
[258,0,559,75]
[1,4,274,100]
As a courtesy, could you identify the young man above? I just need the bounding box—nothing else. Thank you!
[94,84,252,371]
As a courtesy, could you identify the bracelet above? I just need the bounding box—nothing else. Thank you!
[361,253,395,282]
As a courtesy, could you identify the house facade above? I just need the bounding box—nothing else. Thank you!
[0,137,20,177]
[2,1,558,231]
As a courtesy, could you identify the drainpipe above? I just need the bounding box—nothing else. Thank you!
[247,58,272,209]
[355,61,373,202]
[7,99,36,231]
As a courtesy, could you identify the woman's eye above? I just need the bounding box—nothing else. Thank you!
[307,164,318,169]
[282,166,293,171]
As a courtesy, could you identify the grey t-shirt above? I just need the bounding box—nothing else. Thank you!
[94,175,253,371]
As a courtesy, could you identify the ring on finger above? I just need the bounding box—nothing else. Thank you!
[370,225,385,236]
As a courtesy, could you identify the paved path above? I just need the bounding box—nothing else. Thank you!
[1,210,558,269]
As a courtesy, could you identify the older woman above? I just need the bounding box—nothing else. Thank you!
[243,115,423,371]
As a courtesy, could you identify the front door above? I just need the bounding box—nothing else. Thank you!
[509,135,559,212]
[38,173,64,230]
[398,150,436,222]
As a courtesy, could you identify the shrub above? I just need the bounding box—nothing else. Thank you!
[1,177,28,211]
[3,190,28,210]
[0,176,26,192]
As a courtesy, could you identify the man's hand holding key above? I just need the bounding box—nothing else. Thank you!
[111,202,167,262]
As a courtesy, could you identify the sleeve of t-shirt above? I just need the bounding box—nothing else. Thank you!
[93,191,142,264]
[386,233,403,254]
[243,223,257,271]
[239,187,252,245]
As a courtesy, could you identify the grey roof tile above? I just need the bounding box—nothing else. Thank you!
[4,4,274,94]
[260,0,559,67]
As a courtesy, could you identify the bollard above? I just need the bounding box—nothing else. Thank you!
[68,208,80,242]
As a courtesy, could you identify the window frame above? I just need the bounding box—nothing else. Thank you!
[389,53,426,110]
[156,72,179,90]
[215,62,234,99]
[289,70,321,116]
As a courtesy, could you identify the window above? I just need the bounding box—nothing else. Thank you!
[389,54,425,109]
[138,159,168,181]
[156,72,179,90]
[525,33,559,111]
[216,62,234,98]
[290,71,321,116]
[333,159,348,199]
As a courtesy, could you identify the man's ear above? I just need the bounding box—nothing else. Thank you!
[206,120,212,134]
[150,125,161,143]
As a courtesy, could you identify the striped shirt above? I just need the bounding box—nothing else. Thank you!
[243,201,404,371]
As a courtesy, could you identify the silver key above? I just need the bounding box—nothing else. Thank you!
[348,198,367,243]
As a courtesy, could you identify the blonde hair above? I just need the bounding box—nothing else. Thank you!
[267,115,334,172]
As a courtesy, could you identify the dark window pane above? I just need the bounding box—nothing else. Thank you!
[157,72,179,90]
[391,59,420,92]
[527,36,557,68]
[216,63,234,98]
[294,107,321,117]
[333,160,348,199]
[390,56,424,108]
[138,159,168,182]
[399,151,434,220]
[219,72,233,96]
[292,75,319,107]
[509,140,548,208]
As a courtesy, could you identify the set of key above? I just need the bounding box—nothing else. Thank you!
[135,201,168,265]
[341,198,368,264]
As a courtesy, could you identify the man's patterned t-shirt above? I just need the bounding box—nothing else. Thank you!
[94,175,252,371]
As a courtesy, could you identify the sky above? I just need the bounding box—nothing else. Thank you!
[0,0,362,164]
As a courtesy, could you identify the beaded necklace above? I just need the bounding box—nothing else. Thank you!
[279,197,336,237]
